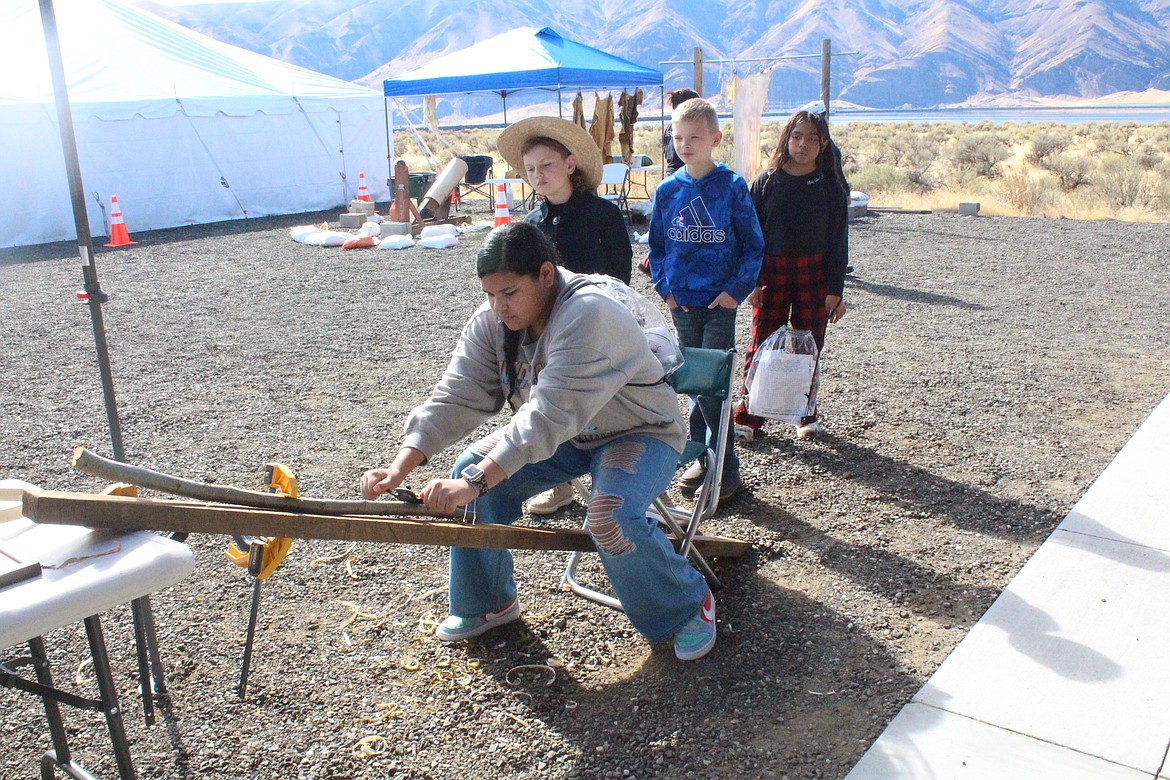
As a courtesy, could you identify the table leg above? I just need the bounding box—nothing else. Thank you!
[83,615,137,780]
[129,599,154,726]
[27,636,74,771]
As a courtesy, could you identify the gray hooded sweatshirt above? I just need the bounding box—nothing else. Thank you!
[402,268,686,477]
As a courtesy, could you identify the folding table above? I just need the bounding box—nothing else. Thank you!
[1,480,194,780]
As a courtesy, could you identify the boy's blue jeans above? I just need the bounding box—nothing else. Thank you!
[448,435,708,644]
[669,305,740,481]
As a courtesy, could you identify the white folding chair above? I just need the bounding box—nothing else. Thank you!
[598,162,631,219]
[562,347,735,609]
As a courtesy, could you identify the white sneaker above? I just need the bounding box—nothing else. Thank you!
[435,600,521,642]
[734,424,756,443]
[795,421,823,440]
[527,483,577,515]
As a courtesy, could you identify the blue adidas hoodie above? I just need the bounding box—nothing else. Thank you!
[647,163,764,309]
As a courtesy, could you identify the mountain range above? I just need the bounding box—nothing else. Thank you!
[138,0,1170,110]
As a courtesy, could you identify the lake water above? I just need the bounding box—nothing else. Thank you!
[780,105,1170,125]
[439,105,1170,131]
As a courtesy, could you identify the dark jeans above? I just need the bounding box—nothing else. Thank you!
[669,305,740,481]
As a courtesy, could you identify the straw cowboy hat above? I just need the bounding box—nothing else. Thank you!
[498,117,604,191]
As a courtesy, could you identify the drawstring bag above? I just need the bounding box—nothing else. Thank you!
[570,274,684,374]
[744,325,819,422]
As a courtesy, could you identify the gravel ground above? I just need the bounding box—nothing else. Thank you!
[2,206,1168,780]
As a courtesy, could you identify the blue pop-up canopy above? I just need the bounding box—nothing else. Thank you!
[382,27,662,98]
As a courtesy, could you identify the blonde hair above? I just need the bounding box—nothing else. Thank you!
[671,97,719,133]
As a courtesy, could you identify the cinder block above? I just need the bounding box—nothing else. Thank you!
[348,200,376,215]
[338,212,366,228]
[380,222,411,237]
[959,202,980,216]
[848,204,867,221]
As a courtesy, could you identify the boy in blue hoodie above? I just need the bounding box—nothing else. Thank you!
[648,97,763,505]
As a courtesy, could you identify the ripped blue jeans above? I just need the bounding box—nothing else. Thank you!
[449,435,708,643]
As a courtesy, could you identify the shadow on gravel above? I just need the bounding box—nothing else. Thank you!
[0,240,77,266]
[464,571,917,779]
[0,208,350,267]
[844,277,989,310]
[789,435,1060,542]
[751,504,1000,628]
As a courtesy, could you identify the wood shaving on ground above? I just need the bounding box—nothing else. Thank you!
[353,735,387,757]
[505,663,557,687]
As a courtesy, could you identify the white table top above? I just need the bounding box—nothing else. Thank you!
[0,480,194,650]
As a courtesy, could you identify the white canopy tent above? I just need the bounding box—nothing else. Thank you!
[1,0,391,248]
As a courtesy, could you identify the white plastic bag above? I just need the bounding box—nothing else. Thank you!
[745,325,819,422]
[577,274,683,373]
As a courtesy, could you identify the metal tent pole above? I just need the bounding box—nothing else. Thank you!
[38,0,125,462]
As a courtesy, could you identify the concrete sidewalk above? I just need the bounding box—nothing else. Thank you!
[845,393,1170,779]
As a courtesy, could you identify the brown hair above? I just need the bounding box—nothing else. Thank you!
[671,97,719,133]
[668,88,700,109]
[768,110,831,175]
[520,136,589,191]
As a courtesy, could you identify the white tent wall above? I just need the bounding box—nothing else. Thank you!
[2,102,390,249]
[1,0,391,249]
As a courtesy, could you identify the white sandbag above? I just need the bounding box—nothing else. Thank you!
[289,225,323,242]
[419,224,459,239]
[418,234,459,249]
[303,230,350,247]
[377,234,414,250]
[359,221,382,237]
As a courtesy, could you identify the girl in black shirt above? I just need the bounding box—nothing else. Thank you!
[734,109,849,442]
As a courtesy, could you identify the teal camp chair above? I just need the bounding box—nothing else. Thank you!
[561,347,736,609]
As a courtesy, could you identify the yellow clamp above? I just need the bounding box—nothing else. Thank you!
[224,463,296,580]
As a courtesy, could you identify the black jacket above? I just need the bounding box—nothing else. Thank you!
[751,168,849,296]
[523,190,632,284]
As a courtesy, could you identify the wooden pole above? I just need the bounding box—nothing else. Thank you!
[22,490,752,558]
[71,447,472,522]
[692,47,703,96]
[821,38,832,119]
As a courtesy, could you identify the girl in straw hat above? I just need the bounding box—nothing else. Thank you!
[499,116,631,284]
[498,116,634,514]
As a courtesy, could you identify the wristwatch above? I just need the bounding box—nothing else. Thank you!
[460,464,490,496]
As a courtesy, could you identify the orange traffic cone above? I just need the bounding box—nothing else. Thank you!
[105,196,138,247]
[356,171,372,202]
[493,183,511,227]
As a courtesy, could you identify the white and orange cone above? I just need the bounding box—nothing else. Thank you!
[493,183,511,227]
[356,171,372,202]
[104,196,138,247]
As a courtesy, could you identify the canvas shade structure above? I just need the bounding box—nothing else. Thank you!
[1,0,392,249]
[382,27,662,122]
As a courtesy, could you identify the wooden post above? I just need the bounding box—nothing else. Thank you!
[21,490,753,558]
[821,38,832,119]
[692,47,703,96]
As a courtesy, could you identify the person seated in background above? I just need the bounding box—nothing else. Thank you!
[497,116,633,514]
[360,222,717,661]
